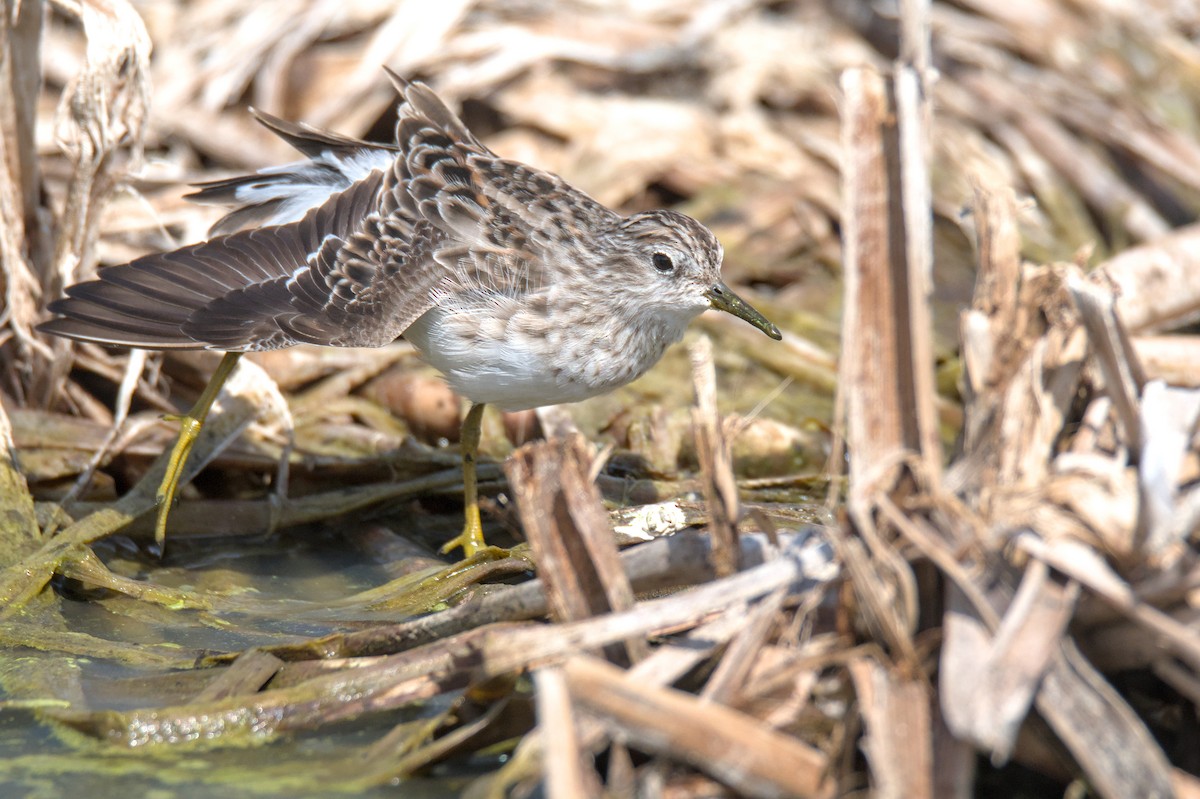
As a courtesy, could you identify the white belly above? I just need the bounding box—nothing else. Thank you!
[403,304,693,411]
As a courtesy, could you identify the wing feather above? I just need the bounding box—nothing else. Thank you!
[41,75,621,357]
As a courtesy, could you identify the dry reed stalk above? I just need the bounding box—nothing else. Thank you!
[506,433,647,664]
[562,655,833,799]
[0,0,50,403]
[837,49,944,796]
[690,335,740,577]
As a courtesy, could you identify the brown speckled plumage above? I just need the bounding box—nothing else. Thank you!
[40,71,780,411]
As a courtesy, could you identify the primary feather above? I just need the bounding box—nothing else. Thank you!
[41,74,502,352]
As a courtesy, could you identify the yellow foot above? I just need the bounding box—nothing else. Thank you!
[438,503,509,561]
[439,513,491,559]
[443,401,492,559]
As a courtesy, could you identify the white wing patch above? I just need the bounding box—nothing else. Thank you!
[230,148,397,228]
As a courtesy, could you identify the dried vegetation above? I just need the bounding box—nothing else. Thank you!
[2,0,1200,796]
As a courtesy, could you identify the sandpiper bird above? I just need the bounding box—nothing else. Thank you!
[40,70,782,558]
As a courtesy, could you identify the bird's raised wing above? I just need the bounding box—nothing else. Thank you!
[40,74,617,353]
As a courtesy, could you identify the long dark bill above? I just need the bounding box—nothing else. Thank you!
[706,282,782,340]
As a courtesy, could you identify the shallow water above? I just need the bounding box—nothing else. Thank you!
[0,529,481,798]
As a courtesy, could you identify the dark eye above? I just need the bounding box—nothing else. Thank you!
[652,252,674,273]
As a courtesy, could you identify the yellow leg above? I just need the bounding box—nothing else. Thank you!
[439,402,490,558]
[155,351,243,546]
